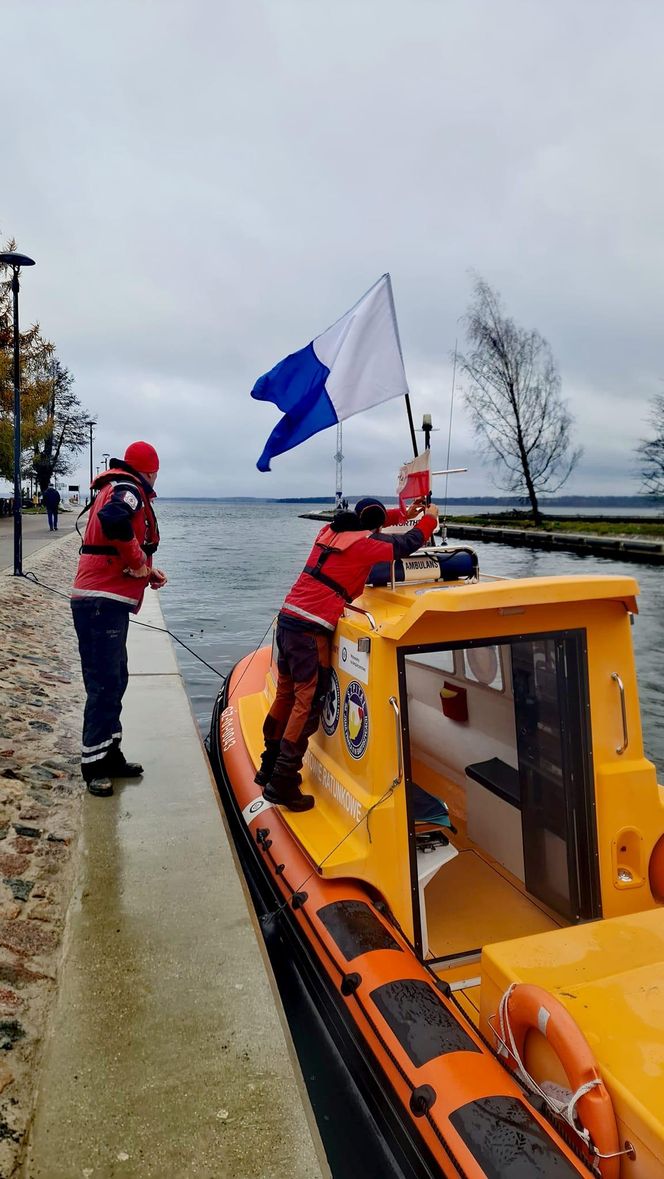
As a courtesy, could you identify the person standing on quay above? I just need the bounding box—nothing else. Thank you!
[256,496,439,811]
[43,484,60,531]
[71,441,167,797]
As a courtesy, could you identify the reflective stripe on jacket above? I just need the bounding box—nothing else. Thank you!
[72,465,159,612]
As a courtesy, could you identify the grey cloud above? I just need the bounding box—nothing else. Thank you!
[2,0,662,500]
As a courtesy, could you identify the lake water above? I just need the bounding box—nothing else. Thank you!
[155,499,663,1175]
[156,500,664,774]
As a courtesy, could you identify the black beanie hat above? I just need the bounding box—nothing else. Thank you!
[354,497,387,529]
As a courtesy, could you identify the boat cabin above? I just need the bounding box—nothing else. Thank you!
[252,551,659,965]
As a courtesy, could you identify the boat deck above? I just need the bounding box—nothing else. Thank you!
[425,847,561,960]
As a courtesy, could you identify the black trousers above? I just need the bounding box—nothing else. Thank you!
[71,597,130,781]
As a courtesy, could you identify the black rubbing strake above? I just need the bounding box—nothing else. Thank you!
[449,1096,583,1178]
[318,900,402,961]
[370,979,480,1067]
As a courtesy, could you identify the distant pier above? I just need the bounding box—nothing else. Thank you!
[442,521,664,565]
[298,511,664,565]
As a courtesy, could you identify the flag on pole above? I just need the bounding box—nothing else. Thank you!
[252,273,409,472]
[397,450,431,511]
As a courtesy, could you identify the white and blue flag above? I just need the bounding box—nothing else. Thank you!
[252,273,409,472]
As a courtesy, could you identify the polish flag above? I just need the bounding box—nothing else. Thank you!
[397,450,431,512]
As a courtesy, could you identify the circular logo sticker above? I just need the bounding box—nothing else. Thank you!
[343,680,369,760]
[322,668,340,736]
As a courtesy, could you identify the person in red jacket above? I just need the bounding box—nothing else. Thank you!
[71,441,167,797]
[256,496,439,811]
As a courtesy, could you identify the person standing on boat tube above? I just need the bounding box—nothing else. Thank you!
[70,442,167,797]
[256,496,439,811]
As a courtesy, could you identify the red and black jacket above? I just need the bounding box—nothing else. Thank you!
[72,460,160,612]
[281,508,437,631]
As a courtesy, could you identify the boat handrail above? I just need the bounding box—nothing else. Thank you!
[611,672,629,754]
[388,696,403,786]
[344,602,378,630]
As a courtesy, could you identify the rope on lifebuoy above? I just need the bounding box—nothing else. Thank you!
[491,983,625,1178]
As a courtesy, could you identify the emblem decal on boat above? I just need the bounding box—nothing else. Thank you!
[343,681,369,760]
[242,795,274,824]
[322,669,341,736]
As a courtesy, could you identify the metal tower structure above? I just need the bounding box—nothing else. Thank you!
[334,422,344,509]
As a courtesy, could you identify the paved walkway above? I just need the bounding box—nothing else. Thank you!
[0,511,78,571]
[24,587,327,1178]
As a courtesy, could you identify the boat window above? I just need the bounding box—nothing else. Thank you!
[463,645,503,691]
[407,649,456,674]
[449,1096,581,1177]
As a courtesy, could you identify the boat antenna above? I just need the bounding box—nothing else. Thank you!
[334,422,344,510]
[383,271,418,458]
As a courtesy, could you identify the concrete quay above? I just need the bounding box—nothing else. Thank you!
[24,547,327,1178]
[0,531,326,1178]
[0,534,87,1178]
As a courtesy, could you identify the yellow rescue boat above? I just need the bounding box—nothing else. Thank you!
[210,544,664,1178]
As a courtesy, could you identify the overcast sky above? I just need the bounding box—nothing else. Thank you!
[2,0,662,499]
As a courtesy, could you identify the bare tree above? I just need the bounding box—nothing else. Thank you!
[636,394,664,500]
[457,277,581,524]
[31,359,89,492]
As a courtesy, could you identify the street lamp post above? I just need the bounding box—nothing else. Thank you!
[0,251,36,576]
[102,453,110,470]
[85,420,94,501]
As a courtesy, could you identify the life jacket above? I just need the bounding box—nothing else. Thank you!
[301,526,371,603]
[280,510,437,632]
[281,526,374,631]
[72,466,159,612]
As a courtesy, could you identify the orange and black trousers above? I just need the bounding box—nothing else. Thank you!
[262,621,331,780]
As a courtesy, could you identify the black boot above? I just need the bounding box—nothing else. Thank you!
[256,763,301,789]
[263,769,314,812]
[87,777,113,797]
[254,740,281,788]
[106,745,144,779]
[81,762,114,796]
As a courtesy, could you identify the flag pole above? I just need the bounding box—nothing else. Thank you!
[404,394,418,457]
[383,274,418,458]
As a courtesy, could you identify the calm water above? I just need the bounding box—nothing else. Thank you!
[156,500,663,774]
[156,499,662,1176]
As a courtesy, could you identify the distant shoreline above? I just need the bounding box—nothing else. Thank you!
[161,495,661,508]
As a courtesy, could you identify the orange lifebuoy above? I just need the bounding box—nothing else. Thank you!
[499,983,620,1179]
[648,833,664,903]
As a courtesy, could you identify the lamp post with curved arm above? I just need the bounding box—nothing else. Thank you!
[0,251,36,576]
